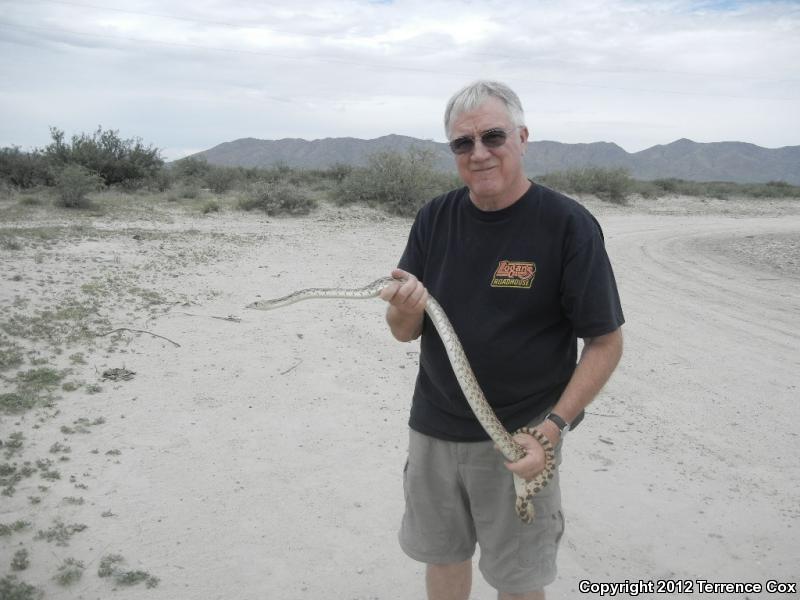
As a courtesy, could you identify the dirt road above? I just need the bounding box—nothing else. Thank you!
[1,199,798,599]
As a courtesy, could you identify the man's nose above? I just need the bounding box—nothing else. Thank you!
[470,138,492,160]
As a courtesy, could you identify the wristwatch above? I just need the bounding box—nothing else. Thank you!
[545,412,570,437]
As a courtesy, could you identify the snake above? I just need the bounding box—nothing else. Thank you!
[247,276,555,523]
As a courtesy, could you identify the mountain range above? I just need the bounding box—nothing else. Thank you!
[187,135,800,185]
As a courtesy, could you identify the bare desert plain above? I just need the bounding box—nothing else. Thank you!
[1,190,798,600]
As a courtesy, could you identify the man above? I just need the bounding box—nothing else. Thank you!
[379,81,624,600]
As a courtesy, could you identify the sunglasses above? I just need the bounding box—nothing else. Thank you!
[448,127,517,155]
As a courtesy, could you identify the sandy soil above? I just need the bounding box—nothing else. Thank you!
[1,193,798,600]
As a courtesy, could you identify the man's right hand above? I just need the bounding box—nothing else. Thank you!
[380,268,427,341]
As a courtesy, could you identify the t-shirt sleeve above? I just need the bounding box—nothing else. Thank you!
[397,207,426,281]
[560,217,625,338]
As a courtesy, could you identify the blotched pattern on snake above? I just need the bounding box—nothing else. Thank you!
[248,277,555,523]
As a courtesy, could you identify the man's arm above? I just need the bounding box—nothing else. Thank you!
[380,268,428,342]
[538,327,624,444]
[505,327,624,479]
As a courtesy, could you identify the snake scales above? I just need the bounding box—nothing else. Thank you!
[247,276,555,523]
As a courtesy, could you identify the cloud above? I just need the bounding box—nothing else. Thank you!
[1,0,798,158]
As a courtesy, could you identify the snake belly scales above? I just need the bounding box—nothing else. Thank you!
[247,276,555,523]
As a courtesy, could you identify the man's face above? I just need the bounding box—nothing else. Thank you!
[449,97,529,206]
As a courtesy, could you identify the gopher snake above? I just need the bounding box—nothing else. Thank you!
[247,276,555,523]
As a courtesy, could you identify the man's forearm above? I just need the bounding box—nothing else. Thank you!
[540,328,623,441]
[386,305,424,342]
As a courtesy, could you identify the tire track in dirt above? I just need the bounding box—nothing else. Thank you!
[558,214,800,597]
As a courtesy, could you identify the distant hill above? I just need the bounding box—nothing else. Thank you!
[185,135,800,185]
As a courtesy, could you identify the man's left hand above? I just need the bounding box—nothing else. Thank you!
[503,428,556,481]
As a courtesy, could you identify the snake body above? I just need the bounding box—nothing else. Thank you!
[248,277,555,523]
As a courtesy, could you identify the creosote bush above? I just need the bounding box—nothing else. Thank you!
[53,164,103,208]
[633,177,800,200]
[239,181,318,215]
[201,200,220,214]
[204,165,241,193]
[45,126,163,186]
[335,148,459,216]
[0,147,50,188]
[538,167,633,204]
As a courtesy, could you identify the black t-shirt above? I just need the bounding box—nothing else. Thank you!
[398,182,624,441]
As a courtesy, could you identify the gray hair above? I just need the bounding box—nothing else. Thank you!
[444,81,525,139]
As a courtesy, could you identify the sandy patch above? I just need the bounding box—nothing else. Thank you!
[1,195,798,599]
[689,231,800,278]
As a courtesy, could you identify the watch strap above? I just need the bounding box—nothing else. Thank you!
[545,412,570,434]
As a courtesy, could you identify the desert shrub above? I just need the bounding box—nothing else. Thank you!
[54,558,84,586]
[0,147,50,188]
[53,164,103,208]
[171,156,210,180]
[326,163,353,183]
[0,575,43,600]
[18,194,43,206]
[201,200,220,214]
[204,165,240,193]
[740,180,800,198]
[538,167,633,204]
[244,164,294,186]
[98,554,158,588]
[175,182,201,199]
[171,157,248,192]
[44,126,163,187]
[116,177,147,192]
[651,178,679,193]
[0,180,13,199]
[147,168,173,192]
[239,181,317,215]
[629,177,800,199]
[11,548,29,571]
[335,148,459,216]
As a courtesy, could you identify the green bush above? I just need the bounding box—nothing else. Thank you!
[538,167,633,204]
[0,575,43,600]
[18,194,43,206]
[53,165,103,208]
[204,165,240,193]
[335,148,459,216]
[54,558,84,586]
[239,181,317,215]
[0,147,50,189]
[651,178,679,193]
[176,182,201,199]
[630,178,800,200]
[44,126,163,187]
[171,156,210,180]
[201,200,220,214]
[147,168,173,192]
[171,157,249,193]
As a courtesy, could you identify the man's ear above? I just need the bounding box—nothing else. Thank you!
[519,126,529,154]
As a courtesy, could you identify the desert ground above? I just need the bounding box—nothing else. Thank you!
[1,191,798,600]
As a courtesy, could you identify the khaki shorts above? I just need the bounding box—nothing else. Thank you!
[398,428,564,594]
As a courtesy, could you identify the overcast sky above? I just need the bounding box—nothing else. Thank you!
[1,0,798,160]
